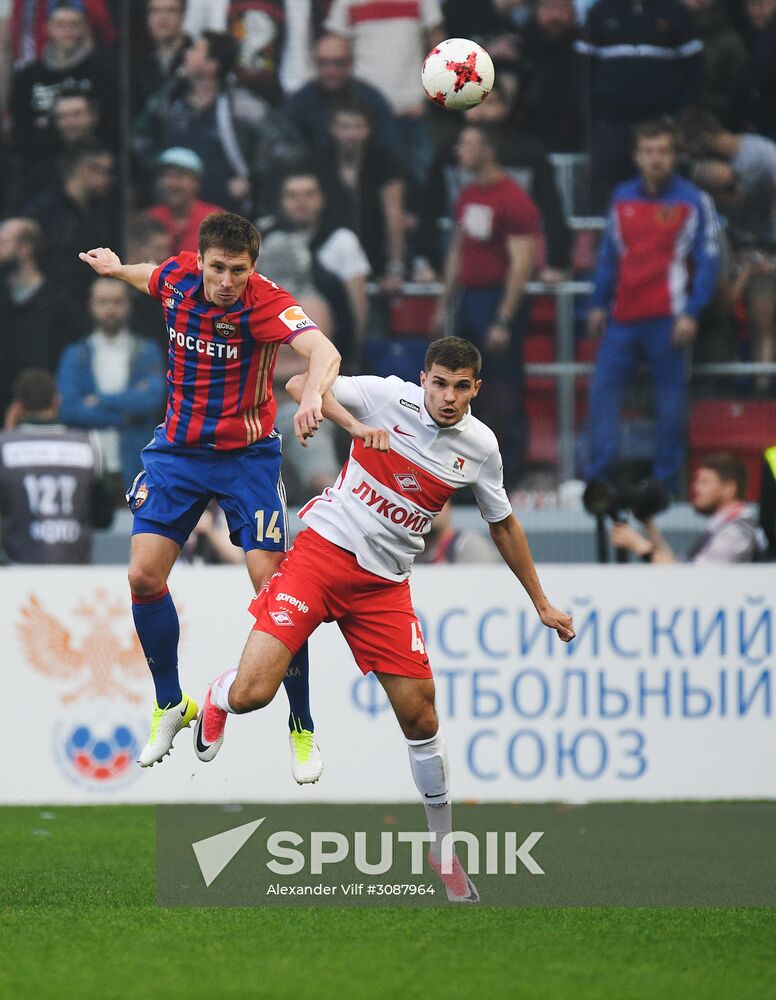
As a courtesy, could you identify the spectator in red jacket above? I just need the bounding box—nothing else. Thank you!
[146,147,225,255]
[432,123,540,488]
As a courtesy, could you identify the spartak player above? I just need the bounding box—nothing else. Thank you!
[194,336,575,903]
[79,212,340,779]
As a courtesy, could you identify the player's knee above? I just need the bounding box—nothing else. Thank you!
[402,697,438,741]
[128,563,167,597]
[228,676,277,713]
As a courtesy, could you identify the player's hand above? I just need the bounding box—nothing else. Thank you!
[587,308,607,338]
[352,422,390,452]
[671,314,697,348]
[79,246,121,276]
[294,391,324,447]
[539,606,575,643]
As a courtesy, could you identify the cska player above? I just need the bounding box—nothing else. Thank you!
[194,337,575,902]
[79,213,340,779]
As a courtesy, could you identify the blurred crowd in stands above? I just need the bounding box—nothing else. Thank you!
[1,0,775,555]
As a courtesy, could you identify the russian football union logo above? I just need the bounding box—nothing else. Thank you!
[54,718,143,790]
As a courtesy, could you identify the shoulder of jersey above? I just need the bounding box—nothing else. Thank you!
[175,250,198,273]
[386,375,423,407]
[246,271,289,304]
[466,409,501,452]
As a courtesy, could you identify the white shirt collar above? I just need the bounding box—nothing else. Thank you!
[420,401,472,432]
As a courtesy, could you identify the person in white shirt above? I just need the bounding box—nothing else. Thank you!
[193,336,575,903]
[258,168,371,364]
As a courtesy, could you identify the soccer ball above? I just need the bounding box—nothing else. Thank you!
[421,38,495,111]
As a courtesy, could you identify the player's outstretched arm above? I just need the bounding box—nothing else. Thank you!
[78,247,156,295]
[288,330,341,446]
[286,374,389,452]
[489,513,576,643]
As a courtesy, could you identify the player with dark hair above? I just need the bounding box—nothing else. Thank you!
[80,211,341,779]
[194,336,575,903]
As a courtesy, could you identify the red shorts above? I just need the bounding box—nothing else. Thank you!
[248,528,431,679]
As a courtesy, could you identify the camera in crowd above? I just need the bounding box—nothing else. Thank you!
[583,478,670,523]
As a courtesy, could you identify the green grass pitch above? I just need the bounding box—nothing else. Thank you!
[1,805,775,1000]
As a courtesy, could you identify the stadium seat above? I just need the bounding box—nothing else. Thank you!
[389,295,437,337]
[689,400,776,500]
[525,394,558,464]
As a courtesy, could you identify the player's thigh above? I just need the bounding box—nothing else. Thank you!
[127,437,212,548]
[245,548,284,591]
[229,630,295,713]
[128,532,181,594]
[245,530,333,671]
[215,433,289,556]
[375,672,439,741]
[338,580,432,682]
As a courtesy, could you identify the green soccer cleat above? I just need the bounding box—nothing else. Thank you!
[138,693,198,767]
[289,727,323,785]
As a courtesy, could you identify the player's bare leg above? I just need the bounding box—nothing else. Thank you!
[129,533,198,766]
[194,630,293,761]
[245,549,323,783]
[376,672,479,903]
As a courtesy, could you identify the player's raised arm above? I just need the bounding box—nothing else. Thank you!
[287,329,342,446]
[489,513,576,643]
[286,374,390,452]
[78,247,156,295]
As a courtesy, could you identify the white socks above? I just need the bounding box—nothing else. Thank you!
[407,729,451,861]
[210,669,238,713]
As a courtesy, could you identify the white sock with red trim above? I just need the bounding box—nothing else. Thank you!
[406,730,451,862]
[210,669,238,713]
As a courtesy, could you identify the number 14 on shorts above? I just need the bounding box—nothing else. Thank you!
[255,508,282,543]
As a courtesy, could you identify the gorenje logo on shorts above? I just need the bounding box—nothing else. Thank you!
[276,593,309,613]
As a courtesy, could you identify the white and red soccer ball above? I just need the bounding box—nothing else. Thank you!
[421,38,495,111]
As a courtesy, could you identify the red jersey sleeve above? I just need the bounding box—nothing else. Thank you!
[248,277,323,344]
[148,255,178,300]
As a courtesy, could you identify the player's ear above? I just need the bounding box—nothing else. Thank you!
[472,379,482,398]
[196,250,204,270]
[419,370,426,386]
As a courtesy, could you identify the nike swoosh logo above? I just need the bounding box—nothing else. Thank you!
[425,791,447,799]
[194,720,210,754]
[393,425,414,437]
[180,700,189,717]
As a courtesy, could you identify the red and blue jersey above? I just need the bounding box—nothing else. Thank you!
[590,175,720,324]
[149,252,320,450]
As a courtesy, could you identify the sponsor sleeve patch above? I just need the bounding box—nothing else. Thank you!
[277,305,317,333]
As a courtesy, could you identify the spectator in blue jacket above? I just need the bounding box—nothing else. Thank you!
[57,277,166,493]
[586,119,721,492]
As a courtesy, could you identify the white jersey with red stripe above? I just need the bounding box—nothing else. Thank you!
[298,375,513,581]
